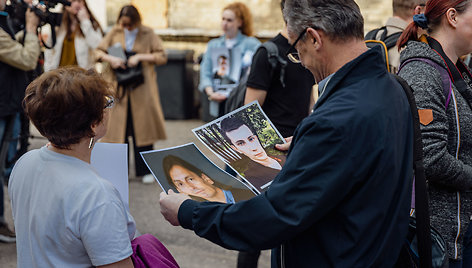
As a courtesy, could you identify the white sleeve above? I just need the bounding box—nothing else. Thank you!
[80,201,133,266]
[79,19,103,49]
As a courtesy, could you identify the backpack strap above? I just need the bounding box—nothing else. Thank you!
[399,58,452,110]
[364,26,384,41]
[261,41,287,87]
[392,74,433,268]
[382,31,402,50]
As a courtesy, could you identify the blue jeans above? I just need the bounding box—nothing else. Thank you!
[0,114,20,221]
[449,221,472,268]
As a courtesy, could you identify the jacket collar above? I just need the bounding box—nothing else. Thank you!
[314,45,386,109]
[115,24,152,35]
[218,30,245,45]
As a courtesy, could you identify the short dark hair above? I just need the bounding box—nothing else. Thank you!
[163,155,205,187]
[117,5,142,26]
[220,116,256,144]
[393,0,427,19]
[23,67,113,149]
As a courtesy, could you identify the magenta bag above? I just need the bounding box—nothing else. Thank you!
[131,234,179,268]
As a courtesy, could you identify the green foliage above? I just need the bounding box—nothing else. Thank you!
[240,103,283,148]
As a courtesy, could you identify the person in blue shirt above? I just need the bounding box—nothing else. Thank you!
[199,2,260,117]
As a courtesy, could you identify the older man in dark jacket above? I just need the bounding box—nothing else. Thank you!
[160,0,414,267]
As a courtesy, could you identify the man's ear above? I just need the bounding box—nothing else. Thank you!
[306,28,322,49]
[201,173,214,185]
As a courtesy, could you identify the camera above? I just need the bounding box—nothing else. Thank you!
[5,0,71,47]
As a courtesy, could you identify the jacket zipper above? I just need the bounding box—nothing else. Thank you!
[451,88,461,259]
[454,192,461,258]
[280,244,285,268]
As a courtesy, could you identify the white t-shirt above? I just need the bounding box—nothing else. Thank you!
[9,146,136,268]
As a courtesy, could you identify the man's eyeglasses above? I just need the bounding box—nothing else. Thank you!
[286,28,308,64]
[104,96,115,109]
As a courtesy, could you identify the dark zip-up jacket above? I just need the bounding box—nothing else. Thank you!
[178,46,414,267]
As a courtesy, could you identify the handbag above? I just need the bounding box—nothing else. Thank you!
[114,51,145,89]
[393,74,447,268]
[107,46,145,90]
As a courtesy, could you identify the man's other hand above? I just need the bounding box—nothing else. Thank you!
[159,189,190,226]
[275,136,293,151]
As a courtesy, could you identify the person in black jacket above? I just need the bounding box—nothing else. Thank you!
[160,1,414,267]
[0,0,40,243]
[244,0,315,139]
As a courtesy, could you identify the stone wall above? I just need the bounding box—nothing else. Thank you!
[357,0,394,31]
[103,0,394,57]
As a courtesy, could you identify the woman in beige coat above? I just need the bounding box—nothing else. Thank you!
[95,5,167,184]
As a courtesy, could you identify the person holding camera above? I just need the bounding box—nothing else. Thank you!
[44,0,103,71]
[0,0,40,243]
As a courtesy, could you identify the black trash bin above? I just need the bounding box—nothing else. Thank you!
[156,49,196,119]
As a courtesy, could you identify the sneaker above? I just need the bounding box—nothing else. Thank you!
[0,222,16,243]
[142,174,155,184]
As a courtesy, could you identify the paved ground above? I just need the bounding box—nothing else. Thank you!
[0,119,271,267]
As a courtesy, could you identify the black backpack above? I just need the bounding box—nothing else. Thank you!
[365,26,402,73]
[365,26,402,50]
[224,41,287,114]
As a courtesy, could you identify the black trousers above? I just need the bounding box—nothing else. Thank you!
[237,251,261,268]
[126,99,152,177]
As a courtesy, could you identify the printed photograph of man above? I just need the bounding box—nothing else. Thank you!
[210,47,243,86]
[213,54,236,93]
[214,55,229,78]
[220,116,286,192]
[163,155,254,203]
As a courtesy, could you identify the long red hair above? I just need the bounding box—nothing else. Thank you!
[397,0,470,49]
[223,2,254,36]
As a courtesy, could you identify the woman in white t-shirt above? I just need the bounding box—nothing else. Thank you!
[9,67,178,268]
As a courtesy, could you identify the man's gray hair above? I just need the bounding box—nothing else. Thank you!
[283,0,364,42]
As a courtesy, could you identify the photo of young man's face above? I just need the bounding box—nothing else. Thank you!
[169,165,219,201]
[216,55,229,76]
[225,124,270,163]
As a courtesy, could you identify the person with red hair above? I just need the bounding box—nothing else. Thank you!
[398,0,472,266]
[198,2,260,118]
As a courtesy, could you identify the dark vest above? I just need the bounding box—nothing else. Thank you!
[0,14,28,117]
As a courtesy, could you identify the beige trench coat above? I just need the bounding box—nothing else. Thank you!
[95,25,167,147]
